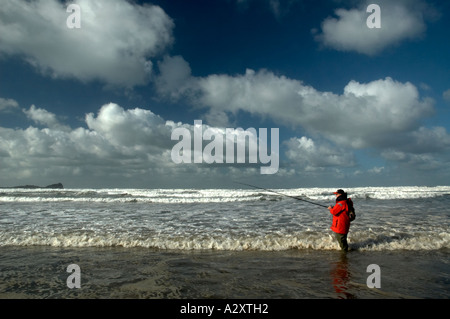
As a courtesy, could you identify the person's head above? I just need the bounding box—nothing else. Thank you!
[333,189,346,199]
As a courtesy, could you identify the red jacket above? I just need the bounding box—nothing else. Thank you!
[329,200,350,235]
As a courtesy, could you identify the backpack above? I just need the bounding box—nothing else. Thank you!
[347,198,356,222]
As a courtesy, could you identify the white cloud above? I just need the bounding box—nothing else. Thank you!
[0,103,282,186]
[203,109,232,128]
[171,66,434,150]
[155,55,193,99]
[380,125,450,170]
[23,105,71,132]
[381,149,445,171]
[368,166,384,174]
[337,78,434,147]
[0,97,19,111]
[0,0,174,87]
[85,103,173,152]
[443,89,450,103]
[285,136,355,171]
[314,0,435,55]
[155,60,450,174]
[0,100,448,186]
[409,126,450,153]
[0,103,175,185]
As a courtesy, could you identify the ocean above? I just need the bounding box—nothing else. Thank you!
[0,186,449,301]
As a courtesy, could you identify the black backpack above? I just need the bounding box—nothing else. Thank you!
[347,198,356,221]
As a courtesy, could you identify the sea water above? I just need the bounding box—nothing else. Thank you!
[0,186,449,299]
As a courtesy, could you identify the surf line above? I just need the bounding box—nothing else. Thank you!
[236,181,328,208]
[171,120,279,174]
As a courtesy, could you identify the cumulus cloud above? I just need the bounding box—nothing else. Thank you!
[0,103,181,186]
[0,0,174,87]
[23,105,71,132]
[1,99,448,186]
[285,136,355,171]
[379,125,450,171]
[0,102,282,186]
[0,97,19,111]
[408,126,450,153]
[155,55,193,100]
[381,149,446,171]
[169,65,434,150]
[85,103,173,152]
[155,58,450,173]
[314,0,437,55]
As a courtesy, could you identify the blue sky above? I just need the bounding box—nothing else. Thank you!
[0,0,449,188]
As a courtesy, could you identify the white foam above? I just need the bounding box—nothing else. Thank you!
[350,230,450,251]
[0,188,259,203]
[1,186,449,204]
[2,229,448,251]
[1,186,449,252]
[282,186,450,200]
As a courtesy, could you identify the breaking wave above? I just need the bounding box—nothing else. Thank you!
[1,186,449,252]
[1,186,450,203]
[1,230,448,251]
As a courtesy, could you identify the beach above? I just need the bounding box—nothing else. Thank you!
[0,246,448,299]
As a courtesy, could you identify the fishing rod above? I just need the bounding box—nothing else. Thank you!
[235,181,328,208]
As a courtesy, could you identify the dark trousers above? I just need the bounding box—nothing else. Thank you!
[334,232,349,252]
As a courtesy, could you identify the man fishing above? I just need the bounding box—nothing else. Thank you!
[328,189,351,252]
[235,182,355,251]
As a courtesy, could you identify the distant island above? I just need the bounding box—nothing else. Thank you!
[0,183,64,189]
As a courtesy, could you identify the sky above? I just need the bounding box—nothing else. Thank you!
[0,0,449,189]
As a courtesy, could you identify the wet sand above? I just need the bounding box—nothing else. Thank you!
[0,246,448,299]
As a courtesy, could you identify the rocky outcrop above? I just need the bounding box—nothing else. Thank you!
[44,183,64,189]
